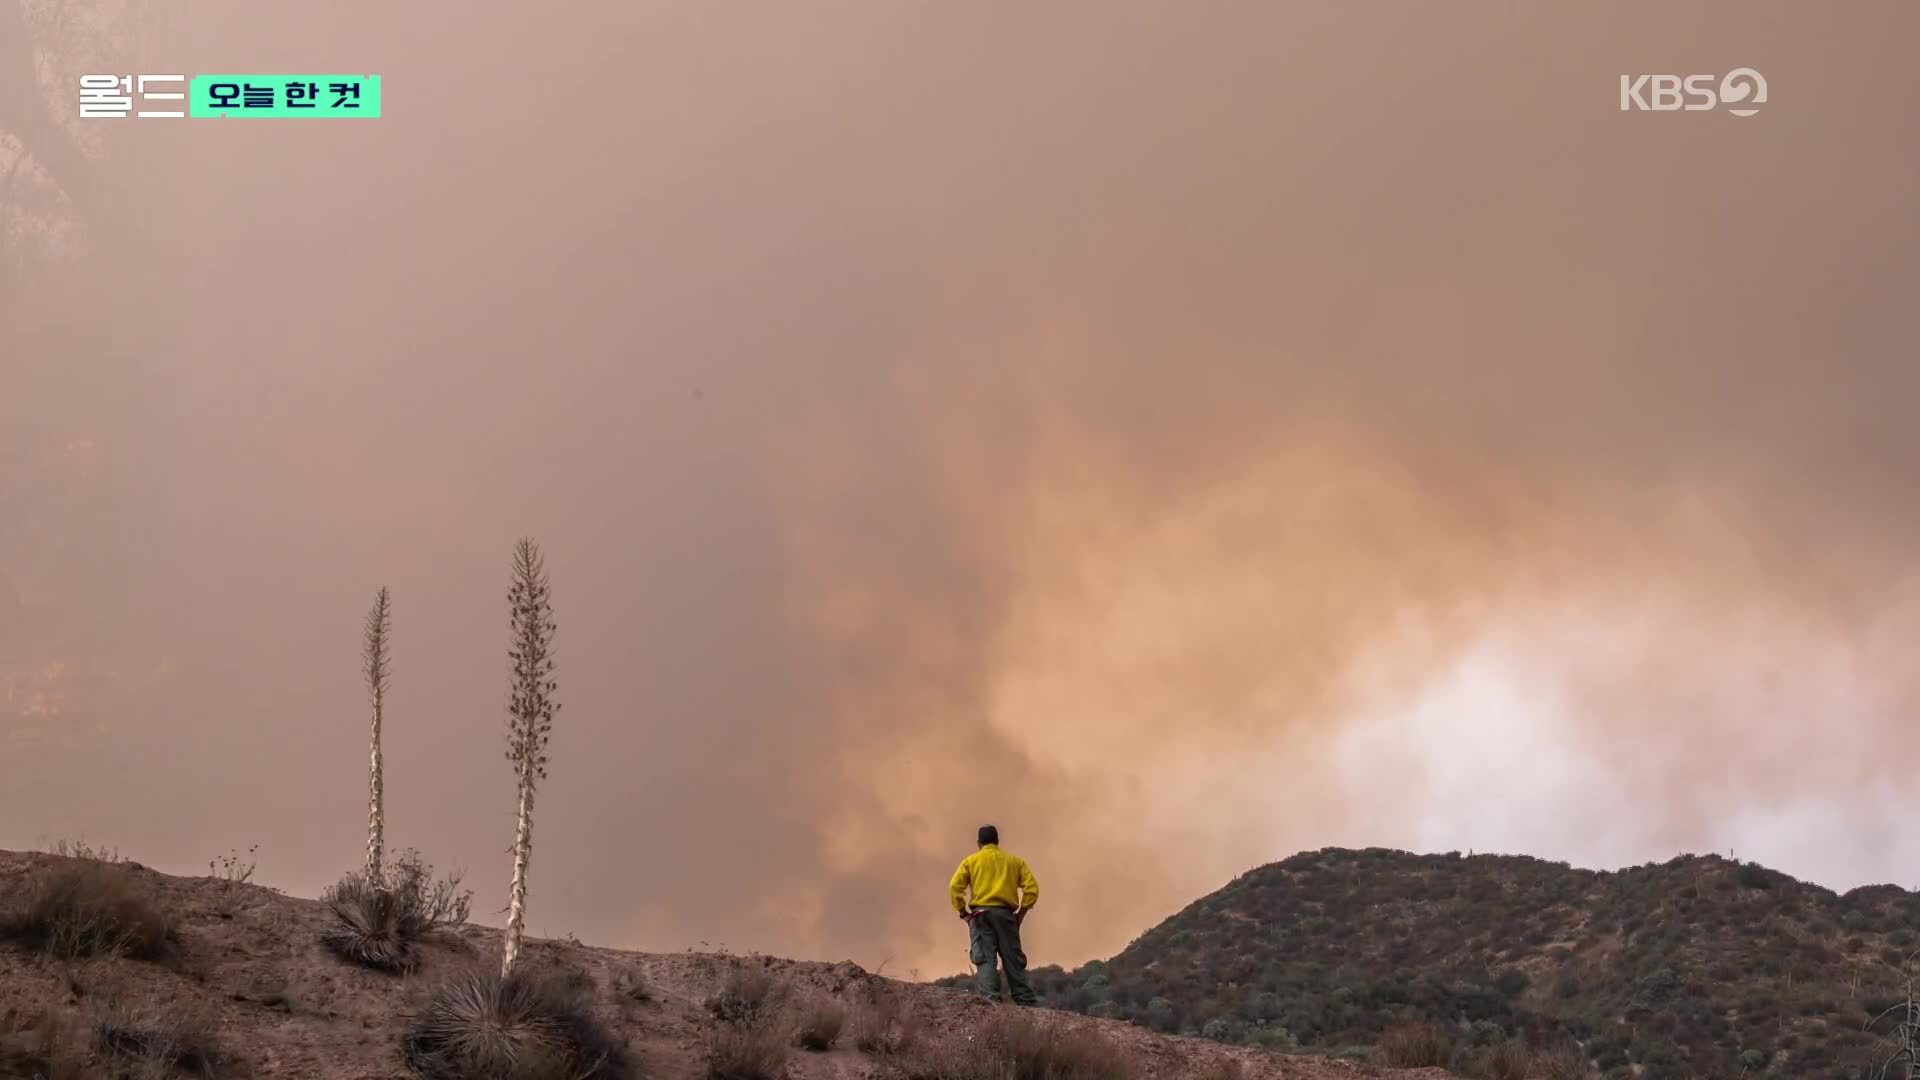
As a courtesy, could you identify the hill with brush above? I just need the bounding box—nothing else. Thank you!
[0,847,1455,1080]
[986,848,1917,1079]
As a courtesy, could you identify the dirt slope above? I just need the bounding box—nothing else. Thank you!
[0,850,1452,1079]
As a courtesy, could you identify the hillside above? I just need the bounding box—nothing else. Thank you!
[987,848,1919,1079]
[0,848,1451,1080]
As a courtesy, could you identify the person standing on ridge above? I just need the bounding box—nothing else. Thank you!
[949,824,1039,1005]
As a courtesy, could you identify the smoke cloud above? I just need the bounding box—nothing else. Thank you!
[3,1,1918,975]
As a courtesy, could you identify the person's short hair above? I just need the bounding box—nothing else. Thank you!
[978,824,998,846]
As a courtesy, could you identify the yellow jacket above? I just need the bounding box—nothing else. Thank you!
[950,844,1038,913]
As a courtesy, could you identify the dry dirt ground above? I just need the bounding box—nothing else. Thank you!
[0,850,1457,1079]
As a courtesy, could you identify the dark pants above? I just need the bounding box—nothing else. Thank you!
[969,907,1036,1005]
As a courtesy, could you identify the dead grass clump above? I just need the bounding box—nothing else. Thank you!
[93,999,227,1077]
[850,992,918,1056]
[1,862,174,963]
[794,998,847,1051]
[320,873,425,972]
[1375,1021,1454,1068]
[1461,1040,1534,1080]
[989,1013,1138,1080]
[906,1013,1137,1080]
[706,964,786,1025]
[1532,1043,1597,1080]
[401,967,630,1080]
[706,1022,790,1080]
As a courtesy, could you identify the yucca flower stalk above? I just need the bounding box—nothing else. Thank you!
[364,587,393,885]
[501,539,558,977]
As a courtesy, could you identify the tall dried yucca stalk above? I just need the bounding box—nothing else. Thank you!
[364,587,393,885]
[501,539,558,977]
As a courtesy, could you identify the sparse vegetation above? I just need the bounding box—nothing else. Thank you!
[401,967,629,1080]
[793,998,847,1051]
[1,860,174,962]
[41,839,122,863]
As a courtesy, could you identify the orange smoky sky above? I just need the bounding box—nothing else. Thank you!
[3,1,1919,977]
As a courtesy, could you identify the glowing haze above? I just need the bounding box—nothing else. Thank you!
[3,2,1918,977]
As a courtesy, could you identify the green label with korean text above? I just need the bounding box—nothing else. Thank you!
[189,75,381,117]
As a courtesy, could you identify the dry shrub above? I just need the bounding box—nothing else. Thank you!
[1462,1040,1534,1080]
[0,1008,90,1079]
[706,963,786,1025]
[794,998,847,1051]
[1,862,174,963]
[612,968,651,1004]
[706,1021,790,1080]
[1375,1021,1453,1068]
[93,998,226,1077]
[850,991,918,1056]
[387,849,475,931]
[401,967,630,1080]
[42,839,122,863]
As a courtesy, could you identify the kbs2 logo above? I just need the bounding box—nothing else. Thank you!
[1619,68,1767,117]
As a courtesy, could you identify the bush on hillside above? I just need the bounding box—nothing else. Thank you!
[1,862,174,963]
